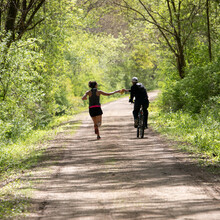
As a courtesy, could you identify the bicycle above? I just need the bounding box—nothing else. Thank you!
[137,105,145,138]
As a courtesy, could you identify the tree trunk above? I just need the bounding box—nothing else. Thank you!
[0,0,4,32]
[176,35,185,79]
[5,0,20,40]
[206,0,212,61]
[0,8,1,31]
[176,52,185,79]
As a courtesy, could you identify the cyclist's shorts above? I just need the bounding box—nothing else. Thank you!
[89,107,103,117]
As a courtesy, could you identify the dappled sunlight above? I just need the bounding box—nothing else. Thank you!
[24,95,220,219]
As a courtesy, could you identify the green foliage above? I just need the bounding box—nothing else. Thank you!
[150,99,220,165]
[0,114,80,219]
[1,0,157,183]
[110,24,159,91]
[0,0,158,146]
[153,39,220,167]
[0,0,218,164]
[0,36,56,145]
[1,0,219,217]
[159,56,220,113]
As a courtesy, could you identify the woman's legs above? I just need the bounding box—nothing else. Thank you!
[91,115,102,139]
[96,115,102,127]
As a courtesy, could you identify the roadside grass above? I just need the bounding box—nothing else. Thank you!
[0,114,80,179]
[0,179,31,219]
[149,102,220,173]
[0,114,81,219]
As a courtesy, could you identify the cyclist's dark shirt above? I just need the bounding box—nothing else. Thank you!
[130,83,148,102]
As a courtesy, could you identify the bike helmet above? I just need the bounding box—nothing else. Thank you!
[132,77,138,83]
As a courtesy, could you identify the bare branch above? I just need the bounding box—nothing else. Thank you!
[171,0,177,13]
[138,0,176,54]
[182,27,194,46]
[17,17,44,40]
[114,0,175,36]
[113,0,148,21]
[166,0,173,23]
[22,0,27,11]
[25,0,45,28]
[27,0,35,10]
[182,1,204,45]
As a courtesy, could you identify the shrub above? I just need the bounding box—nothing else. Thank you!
[159,58,220,113]
[0,36,55,145]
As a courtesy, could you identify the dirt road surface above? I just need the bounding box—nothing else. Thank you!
[26,91,220,220]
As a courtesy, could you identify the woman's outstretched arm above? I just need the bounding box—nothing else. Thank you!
[98,90,121,96]
[121,88,131,92]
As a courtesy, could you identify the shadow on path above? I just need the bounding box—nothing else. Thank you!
[25,93,220,220]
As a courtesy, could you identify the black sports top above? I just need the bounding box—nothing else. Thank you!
[89,88,101,108]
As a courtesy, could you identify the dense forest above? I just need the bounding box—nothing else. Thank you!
[0,0,219,159]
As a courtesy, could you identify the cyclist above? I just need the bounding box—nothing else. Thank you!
[123,77,149,128]
[82,81,121,140]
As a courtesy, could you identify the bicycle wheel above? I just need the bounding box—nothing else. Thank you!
[140,116,145,138]
[137,126,140,138]
[137,112,144,138]
[137,113,140,138]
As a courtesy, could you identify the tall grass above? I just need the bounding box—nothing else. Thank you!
[149,100,220,167]
[0,114,81,219]
[0,113,82,180]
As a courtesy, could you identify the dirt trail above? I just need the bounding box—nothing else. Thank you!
[26,91,220,220]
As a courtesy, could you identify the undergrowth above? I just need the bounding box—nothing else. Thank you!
[0,180,31,219]
[0,114,81,219]
[149,102,220,170]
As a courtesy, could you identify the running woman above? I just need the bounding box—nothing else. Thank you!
[82,81,121,140]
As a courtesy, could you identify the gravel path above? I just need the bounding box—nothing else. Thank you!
[26,91,220,220]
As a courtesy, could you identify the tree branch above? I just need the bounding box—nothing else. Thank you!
[166,0,178,35]
[25,0,45,29]
[182,1,203,45]
[114,0,175,36]
[22,0,27,11]
[26,18,44,31]
[27,0,35,11]
[138,0,176,54]
[113,0,148,21]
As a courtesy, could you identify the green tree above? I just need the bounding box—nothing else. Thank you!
[112,0,206,79]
